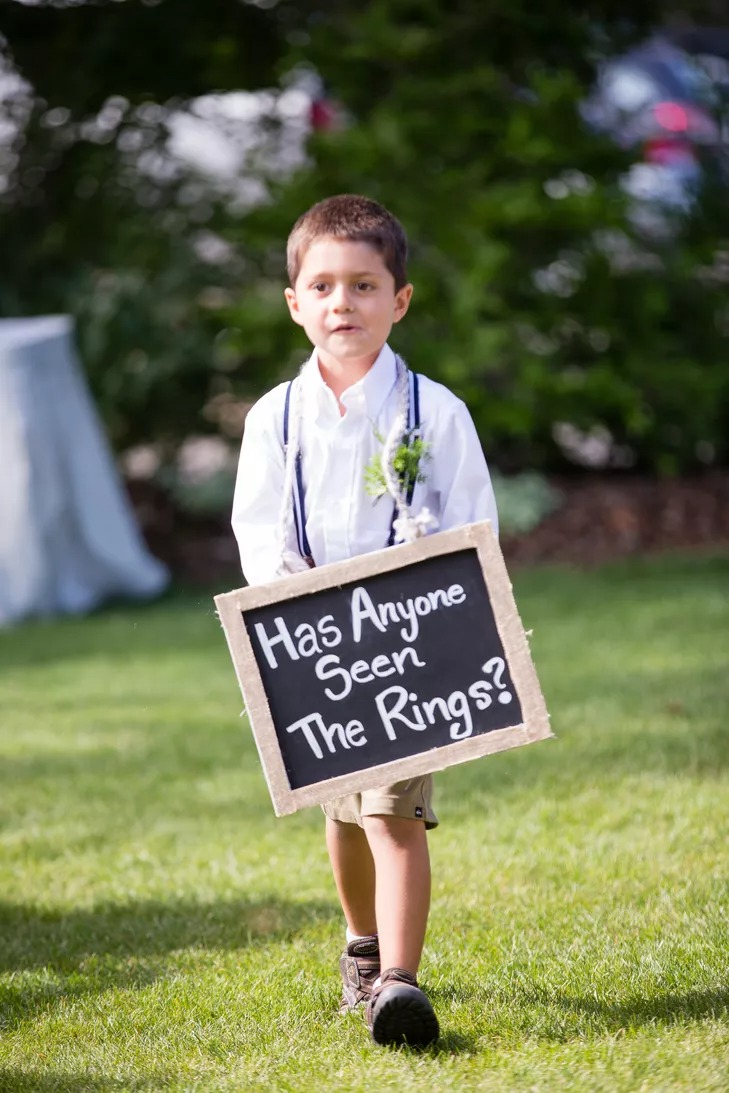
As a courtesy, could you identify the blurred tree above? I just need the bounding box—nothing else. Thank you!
[0,0,292,294]
[1,0,728,473]
[223,0,729,473]
[2,0,282,109]
[0,0,301,448]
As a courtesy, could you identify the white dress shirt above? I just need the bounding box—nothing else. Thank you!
[232,343,498,586]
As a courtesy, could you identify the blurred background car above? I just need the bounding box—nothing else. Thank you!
[581,36,728,237]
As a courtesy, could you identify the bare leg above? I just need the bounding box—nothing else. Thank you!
[325,817,377,936]
[362,815,431,976]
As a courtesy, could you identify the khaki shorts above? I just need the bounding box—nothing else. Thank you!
[322,775,438,829]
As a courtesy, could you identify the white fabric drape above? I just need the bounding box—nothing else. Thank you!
[0,316,168,626]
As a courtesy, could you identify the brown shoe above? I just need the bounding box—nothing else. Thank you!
[339,934,380,1013]
[366,967,439,1047]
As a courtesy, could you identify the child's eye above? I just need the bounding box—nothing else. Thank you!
[355,281,374,292]
[311,282,328,293]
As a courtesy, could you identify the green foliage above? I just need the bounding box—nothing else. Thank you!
[363,427,431,500]
[491,471,562,536]
[0,0,294,451]
[1,1,729,472]
[67,255,221,451]
[161,464,238,517]
[2,0,283,108]
[223,1,729,474]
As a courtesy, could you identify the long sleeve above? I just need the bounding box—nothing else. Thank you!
[231,386,290,586]
[428,396,499,537]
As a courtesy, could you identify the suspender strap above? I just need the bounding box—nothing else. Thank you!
[286,370,420,559]
[411,369,420,456]
[386,370,421,546]
[295,448,312,560]
[283,381,291,446]
[283,380,312,561]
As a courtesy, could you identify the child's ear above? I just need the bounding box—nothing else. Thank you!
[393,282,414,324]
[284,287,305,327]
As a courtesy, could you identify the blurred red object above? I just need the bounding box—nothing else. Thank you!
[310,96,341,132]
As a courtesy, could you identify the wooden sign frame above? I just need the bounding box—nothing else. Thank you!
[214,521,551,816]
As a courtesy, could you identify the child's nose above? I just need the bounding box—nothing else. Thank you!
[331,285,353,311]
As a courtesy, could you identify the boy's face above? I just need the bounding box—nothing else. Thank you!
[284,237,413,373]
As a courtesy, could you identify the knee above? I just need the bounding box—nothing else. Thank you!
[326,816,367,846]
[363,814,427,851]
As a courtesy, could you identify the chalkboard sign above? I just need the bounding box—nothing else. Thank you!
[215,521,551,816]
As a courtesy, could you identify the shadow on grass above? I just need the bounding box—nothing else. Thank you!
[0,1070,169,1092]
[0,895,335,1033]
[0,895,334,973]
[542,983,729,1029]
[431,1028,480,1054]
[436,982,729,1042]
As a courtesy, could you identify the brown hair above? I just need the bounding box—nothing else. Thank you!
[286,194,408,290]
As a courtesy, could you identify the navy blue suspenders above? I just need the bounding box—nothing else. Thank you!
[283,370,421,564]
[282,380,313,562]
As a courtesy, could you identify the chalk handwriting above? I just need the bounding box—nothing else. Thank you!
[314,644,427,702]
[253,613,342,670]
[285,712,367,759]
[350,583,466,644]
[482,657,513,704]
[374,659,514,743]
[284,658,515,760]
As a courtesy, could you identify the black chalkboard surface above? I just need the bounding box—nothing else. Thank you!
[215,522,551,816]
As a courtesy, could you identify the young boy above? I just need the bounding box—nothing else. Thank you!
[232,194,498,1047]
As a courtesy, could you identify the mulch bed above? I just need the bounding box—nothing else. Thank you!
[128,472,729,586]
[500,472,729,568]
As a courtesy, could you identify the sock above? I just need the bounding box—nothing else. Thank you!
[346,926,377,944]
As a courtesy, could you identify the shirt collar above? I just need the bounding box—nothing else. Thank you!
[300,344,398,423]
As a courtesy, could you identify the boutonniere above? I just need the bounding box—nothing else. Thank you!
[364,427,431,501]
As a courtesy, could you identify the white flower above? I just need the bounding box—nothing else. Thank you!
[393,506,440,544]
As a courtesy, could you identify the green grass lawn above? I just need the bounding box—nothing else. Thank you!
[1,555,727,1092]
